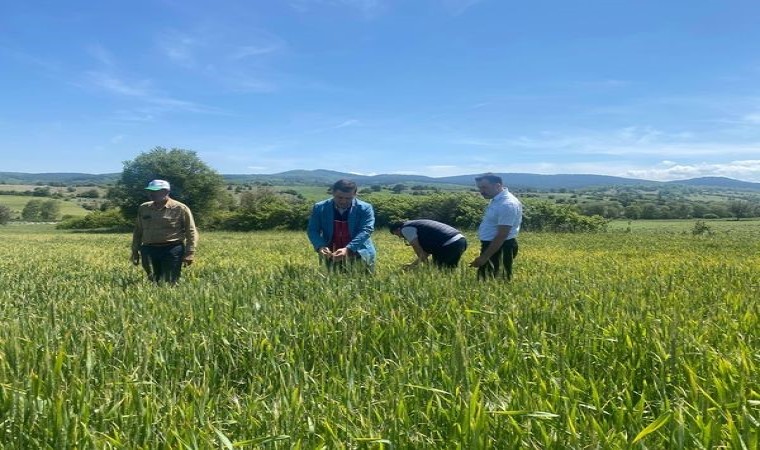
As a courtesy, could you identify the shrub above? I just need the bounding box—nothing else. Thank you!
[56,208,132,231]
[691,220,712,236]
[0,205,11,225]
[523,200,608,232]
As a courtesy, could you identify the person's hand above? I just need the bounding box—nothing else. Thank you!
[331,247,349,262]
[131,252,140,266]
[183,253,195,267]
[318,247,333,257]
[469,256,487,268]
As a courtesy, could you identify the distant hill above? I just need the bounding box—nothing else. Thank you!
[665,176,760,190]
[229,170,760,191]
[223,170,659,189]
[435,173,657,189]
[0,172,119,185]
[2,170,759,191]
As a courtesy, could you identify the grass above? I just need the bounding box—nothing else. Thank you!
[608,217,760,233]
[0,226,757,448]
[0,195,91,218]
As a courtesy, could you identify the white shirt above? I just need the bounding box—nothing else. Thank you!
[477,189,522,241]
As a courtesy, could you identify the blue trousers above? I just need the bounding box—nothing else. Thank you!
[140,243,184,284]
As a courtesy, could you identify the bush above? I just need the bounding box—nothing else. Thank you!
[200,191,608,233]
[21,199,61,221]
[207,188,310,231]
[56,208,132,231]
[691,220,712,236]
[77,188,101,199]
[523,200,608,232]
[0,205,11,225]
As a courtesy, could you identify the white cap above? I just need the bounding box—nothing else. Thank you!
[145,179,170,191]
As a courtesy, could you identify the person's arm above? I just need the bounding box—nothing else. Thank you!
[404,238,429,267]
[345,203,374,253]
[470,225,510,267]
[307,202,331,255]
[183,206,198,264]
[131,210,143,265]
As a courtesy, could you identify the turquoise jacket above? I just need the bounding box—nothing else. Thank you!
[307,198,376,266]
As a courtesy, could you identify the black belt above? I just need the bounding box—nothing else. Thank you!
[144,241,182,247]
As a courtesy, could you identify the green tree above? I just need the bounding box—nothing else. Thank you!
[21,199,60,221]
[391,184,407,194]
[77,188,100,198]
[728,200,754,220]
[21,199,43,221]
[56,208,131,230]
[108,147,225,225]
[39,199,61,221]
[0,205,11,225]
[211,187,308,231]
[32,186,51,197]
[523,200,608,232]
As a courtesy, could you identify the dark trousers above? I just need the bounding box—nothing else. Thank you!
[478,238,518,280]
[432,237,468,268]
[140,243,184,284]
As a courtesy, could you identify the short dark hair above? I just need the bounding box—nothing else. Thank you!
[388,221,406,233]
[475,172,503,184]
[331,179,357,193]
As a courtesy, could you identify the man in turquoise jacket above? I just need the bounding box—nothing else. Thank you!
[307,179,376,270]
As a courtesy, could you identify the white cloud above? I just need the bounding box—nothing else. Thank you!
[157,31,201,67]
[453,126,759,159]
[441,0,484,16]
[303,118,361,134]
[625,160,760,182]
[289,0,385,17]
[84,71,152,97]
[87,43,115,67]
[224,75,277,93]
[82,71,222,117]
[230,44,280,60]
[154,28,283,92]
[334,119,359,129]
[414,160,760,182]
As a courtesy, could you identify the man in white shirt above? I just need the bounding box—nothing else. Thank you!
[469,173,523,280]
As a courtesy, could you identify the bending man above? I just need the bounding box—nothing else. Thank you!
[389,219,467,269]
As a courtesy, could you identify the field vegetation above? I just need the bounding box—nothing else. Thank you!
[0,195,92,219]
[0,224,757,448]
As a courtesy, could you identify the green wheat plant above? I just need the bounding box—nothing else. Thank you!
[0,225,757,448]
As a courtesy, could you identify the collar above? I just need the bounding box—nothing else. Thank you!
[331,198,356,210]
[150,197,175,210]
[490,189,506,203]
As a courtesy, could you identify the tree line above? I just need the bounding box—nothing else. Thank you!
[4,147,755,230]
[52,147,609,233]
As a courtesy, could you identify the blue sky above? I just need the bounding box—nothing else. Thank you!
[2,0,760,181]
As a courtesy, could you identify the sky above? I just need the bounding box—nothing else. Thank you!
[2,0,760,182]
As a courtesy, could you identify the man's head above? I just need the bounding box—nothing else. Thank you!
[145,179,171,202]
[331,179,357,209]
[388,221,405,237]
[475,173,503,199]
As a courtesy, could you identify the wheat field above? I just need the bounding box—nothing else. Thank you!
[0,224,758,448]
